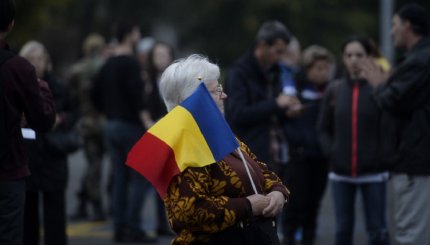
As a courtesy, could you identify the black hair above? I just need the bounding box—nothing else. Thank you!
[0,0,15,33]
[341,36,372,55]
[114,20,137,43]
[147,41,175,84]
[397,3,429,36]
[256,20,291,45]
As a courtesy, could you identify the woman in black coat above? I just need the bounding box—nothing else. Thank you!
[318,36,390,245]
[20,40,79,245]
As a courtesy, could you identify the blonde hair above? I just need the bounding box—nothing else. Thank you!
[301,45,334,70]
[83,33,105,57]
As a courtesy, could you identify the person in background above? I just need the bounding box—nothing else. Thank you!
[20,40,76,245]
[0,1,55,244]
[363,3,430,244]
[136,36,155,81]
[318,36,390,245]
[280,36,301,97]
[68,33,107,221]
[159,54,289,244]
[91,21,156,243]
[145,40,175,236]
[283,45,334,245]
[146,41,174,122]
[225,20,301,177]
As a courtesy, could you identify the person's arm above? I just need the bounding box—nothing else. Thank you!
[124,59,152,128]
[225,69,286,126]
[317,82,336,157]
[241,145,288,197]
[17,63,55,132]
[139,110,154,129]
[239,141,288,217]
[164,166,250,234]
[373,59,430,115]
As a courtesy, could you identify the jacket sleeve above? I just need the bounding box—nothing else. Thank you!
[226,68,284,127]
[16,62,55,132]
[317,82,335,157]
[373,57,430,115]
[240,141,290,199]
[164,166,249,235]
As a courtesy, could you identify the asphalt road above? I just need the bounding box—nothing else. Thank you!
[65,150,395,245]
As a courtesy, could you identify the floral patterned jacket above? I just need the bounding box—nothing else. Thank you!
[164,141,289,244]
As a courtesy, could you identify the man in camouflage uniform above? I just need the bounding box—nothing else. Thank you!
[68,33,106,221]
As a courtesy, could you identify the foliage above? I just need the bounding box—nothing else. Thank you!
[8,0,430,74]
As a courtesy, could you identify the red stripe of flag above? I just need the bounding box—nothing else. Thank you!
[126,132,180,198]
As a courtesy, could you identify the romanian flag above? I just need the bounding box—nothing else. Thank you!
[126,83,239,198]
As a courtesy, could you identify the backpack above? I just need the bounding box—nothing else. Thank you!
[0,49,15,164]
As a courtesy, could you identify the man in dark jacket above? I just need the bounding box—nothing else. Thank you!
[364,3,430,244]
[0,1,55,244]
[225,20,300,174]
[91,21,156,243]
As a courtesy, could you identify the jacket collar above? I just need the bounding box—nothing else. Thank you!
[406,36,430,58]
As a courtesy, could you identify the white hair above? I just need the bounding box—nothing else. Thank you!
[159,54,220,111]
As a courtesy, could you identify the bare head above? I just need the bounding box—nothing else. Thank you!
[159,54,226,113]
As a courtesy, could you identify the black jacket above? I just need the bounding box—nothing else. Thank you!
[91,55,145,125]
[225,50,287,165]
[373,37,430,175]
[318,78,384,176]
[284,76,326,159]
[25,73,76,191]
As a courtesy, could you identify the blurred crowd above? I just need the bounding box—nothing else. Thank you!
[1,0,430,244]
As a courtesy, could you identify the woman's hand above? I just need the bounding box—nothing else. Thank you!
[246,194,270,216]
[262,191,285,217]
[276,94,300,109]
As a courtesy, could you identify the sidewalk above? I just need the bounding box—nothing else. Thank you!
[66,150,395,244]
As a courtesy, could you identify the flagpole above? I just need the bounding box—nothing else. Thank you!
[237,148,259,195]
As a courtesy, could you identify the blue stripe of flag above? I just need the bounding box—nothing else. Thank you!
[180,83,238,161]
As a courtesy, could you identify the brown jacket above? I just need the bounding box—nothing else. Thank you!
[164,141,289,244]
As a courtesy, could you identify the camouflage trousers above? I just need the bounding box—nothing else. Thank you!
[80,134,105,202]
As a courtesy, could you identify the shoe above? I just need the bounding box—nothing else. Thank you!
[114,228,158,243]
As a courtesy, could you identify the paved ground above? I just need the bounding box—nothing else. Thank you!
[64,150,395,245]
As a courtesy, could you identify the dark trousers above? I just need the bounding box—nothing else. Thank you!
[23,190,67,245]
[283,156,328,244]
[332,180,389,245]
[0,179,25,245]
[104,120,149,233]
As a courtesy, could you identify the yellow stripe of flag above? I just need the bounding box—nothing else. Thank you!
[148,106,215,171]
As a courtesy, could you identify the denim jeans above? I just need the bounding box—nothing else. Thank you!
[331,180,390,245]
[104,120,150,232]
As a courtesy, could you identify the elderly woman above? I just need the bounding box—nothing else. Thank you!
[158,54,289,244]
